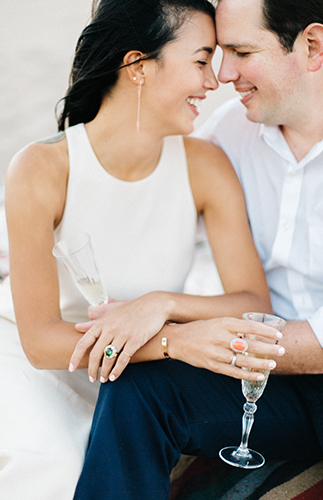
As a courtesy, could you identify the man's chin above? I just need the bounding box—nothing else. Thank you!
[243,104,271,125]
[244,109,262,124]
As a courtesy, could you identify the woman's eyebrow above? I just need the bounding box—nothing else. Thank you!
[194,46,214,54]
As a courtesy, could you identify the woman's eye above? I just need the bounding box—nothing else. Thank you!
[197,60,208,66]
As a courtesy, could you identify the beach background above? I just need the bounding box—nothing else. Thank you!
[0,0,236,290]
[0,0,236,186]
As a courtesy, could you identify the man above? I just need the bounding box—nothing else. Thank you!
[196,0,323,375]
[73,1,323,498]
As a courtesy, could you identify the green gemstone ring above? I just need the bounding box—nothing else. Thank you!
[104,344,119,360]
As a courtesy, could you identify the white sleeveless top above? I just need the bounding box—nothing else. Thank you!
[0,124,197,324]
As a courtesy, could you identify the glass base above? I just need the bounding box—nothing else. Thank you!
[219,446,265,469]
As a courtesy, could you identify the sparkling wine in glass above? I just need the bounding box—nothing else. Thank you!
[219,312,285,469]
[52,232,108,306]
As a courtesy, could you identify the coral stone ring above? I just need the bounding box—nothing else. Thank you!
[230,338,248,354]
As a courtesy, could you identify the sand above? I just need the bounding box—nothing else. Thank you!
[0,0,235,186]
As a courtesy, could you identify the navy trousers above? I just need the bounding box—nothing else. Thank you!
[73,360,323,500]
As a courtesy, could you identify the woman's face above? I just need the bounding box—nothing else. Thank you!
[142,12,218,137]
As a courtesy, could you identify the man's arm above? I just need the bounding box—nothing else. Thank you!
[274,321,323,374]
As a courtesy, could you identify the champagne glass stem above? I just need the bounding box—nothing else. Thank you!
[234,402,257,458]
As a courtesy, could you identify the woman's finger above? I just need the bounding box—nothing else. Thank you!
[75,320,96,333]
[88,299,129,320]
[246,338,285,358]
[229,317,283,340]
[69,328,99,372]
[86,336,118,382]
[231,351,276,371]
[100,349,132,383]
[217,317,282,341]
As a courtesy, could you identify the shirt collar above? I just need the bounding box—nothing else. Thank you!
[259,123,323,168]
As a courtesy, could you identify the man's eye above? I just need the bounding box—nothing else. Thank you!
[236,51,250,58]
[197,60,208,66]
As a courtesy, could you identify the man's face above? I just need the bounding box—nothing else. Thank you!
[215,0,305,126]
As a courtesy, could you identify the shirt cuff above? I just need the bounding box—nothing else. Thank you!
[307,307,323,348]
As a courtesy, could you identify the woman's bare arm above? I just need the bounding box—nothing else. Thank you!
[5,135,89,369]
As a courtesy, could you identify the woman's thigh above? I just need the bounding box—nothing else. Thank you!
[0,318,98,500]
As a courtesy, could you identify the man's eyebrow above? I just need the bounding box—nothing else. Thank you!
[221,43,255,49]
[194,46,214,54]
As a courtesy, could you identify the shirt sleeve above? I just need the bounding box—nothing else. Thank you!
[307,308,323,348]
[193,97,241,144]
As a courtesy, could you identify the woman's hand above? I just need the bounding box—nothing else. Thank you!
[74,299,130,334]
[87,299,129,321]
[166,317,285,381]
[69,291,174,383]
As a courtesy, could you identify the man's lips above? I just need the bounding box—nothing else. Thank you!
[237,88,257,103]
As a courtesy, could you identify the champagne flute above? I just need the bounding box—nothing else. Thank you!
[52,232,108,306]
[219,312,285,469]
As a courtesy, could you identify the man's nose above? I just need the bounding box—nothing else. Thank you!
[217,53,240,84]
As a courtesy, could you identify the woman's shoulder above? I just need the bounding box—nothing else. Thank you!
[6,132,69,187]
[6,132,69,225]
[183,136,243,214]
[183,135,234,176]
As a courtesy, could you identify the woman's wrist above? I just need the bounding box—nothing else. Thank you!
[147,291,177,320]
[161,322,180,359]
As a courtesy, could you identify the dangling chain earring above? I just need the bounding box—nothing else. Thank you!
[132,77,142,134]
[136,81,142,134]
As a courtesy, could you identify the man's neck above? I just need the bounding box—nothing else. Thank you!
[280,122,323,163]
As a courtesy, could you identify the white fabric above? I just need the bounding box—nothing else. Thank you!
[0,124,197,499]
[195,97,323,347]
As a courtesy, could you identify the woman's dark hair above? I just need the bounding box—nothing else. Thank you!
[262,0,323,52]
[57,0,215,130]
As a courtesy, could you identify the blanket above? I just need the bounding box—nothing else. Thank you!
[170,456,323,499]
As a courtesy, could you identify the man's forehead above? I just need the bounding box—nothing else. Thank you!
[215,0,265,44]
[216,0,263,26]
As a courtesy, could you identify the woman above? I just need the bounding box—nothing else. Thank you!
[1,0,283,499]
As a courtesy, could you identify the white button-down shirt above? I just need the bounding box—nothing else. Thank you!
[195,98,323,347]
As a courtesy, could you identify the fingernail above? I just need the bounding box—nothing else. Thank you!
[278,346,285,355]
[257,374,265,381]
[69,363,74,372]
[100,376,107,383]
[89,376,95,383]
[276,331,283,339]
[269,361,276,369]
[109,374,116,382]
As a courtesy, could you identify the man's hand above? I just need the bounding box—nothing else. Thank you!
[274,321,323,374]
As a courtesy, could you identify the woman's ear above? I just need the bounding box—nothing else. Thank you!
[303,23,323,72]
[123,51,146,83]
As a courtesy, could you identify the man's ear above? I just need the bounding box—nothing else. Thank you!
[303,23,323,72]
[123,51,146,83]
